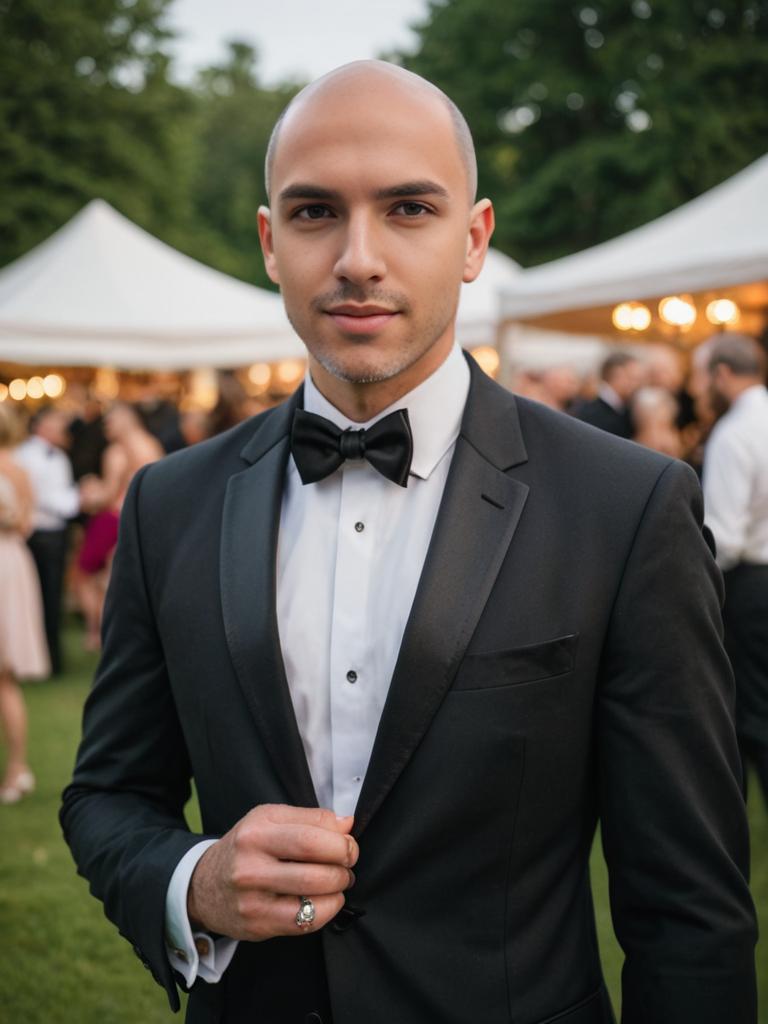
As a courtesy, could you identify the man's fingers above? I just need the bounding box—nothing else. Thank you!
[261,804,354,833]
[264,860,355,898]
[264,822,359,867]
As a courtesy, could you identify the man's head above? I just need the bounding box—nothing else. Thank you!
[600,351,645,403]
[104,401,143,442]
[706,332,766,417]
[257,61,493,407]
[29,406,71,449]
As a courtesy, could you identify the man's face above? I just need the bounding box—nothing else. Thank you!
[610,360,646,402]
[36,411,70,449]
[708,364,732,418]
[258,70,492,387]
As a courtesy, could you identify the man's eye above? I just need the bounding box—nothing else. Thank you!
[296,205,332,220]
[394,202,430,217]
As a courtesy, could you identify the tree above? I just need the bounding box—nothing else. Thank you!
[0,0,196,269]
[397,0,768,265]
[184,42,301,290]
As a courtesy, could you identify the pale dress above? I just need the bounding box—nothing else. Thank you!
[0,472,50,679]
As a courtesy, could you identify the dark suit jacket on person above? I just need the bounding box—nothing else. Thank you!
[60,358,757,1024]
[572,396,632,438]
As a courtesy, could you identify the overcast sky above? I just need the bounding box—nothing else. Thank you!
[166,0,430,85]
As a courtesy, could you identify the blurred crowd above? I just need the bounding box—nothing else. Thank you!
[1,332,767,806]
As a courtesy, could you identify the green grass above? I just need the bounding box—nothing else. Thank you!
[1,623,766,1022]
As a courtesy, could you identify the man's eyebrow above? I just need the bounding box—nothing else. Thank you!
[374,181,450,200]
[278,184,341,203]
[277,181,451,203]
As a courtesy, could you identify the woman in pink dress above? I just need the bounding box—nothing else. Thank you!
[0,403,50,804]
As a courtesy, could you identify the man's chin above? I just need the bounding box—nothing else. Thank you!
[312,348,416,386]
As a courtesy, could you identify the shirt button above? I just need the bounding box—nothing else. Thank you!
[346,670,357,683]
[354,521,365,533]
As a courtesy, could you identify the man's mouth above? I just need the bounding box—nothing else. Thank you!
[325,304,400,335]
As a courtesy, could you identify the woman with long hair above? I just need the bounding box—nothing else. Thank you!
[0,403,50,803]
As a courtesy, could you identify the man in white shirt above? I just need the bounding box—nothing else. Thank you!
[15,406,81,674]
[702,332,768,804]
[62,62,756,1024]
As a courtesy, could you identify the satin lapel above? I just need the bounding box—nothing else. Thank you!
[354,362,529,836]
[220,392,317,808]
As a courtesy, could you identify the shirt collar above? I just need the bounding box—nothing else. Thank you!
[303,344,470,481]
[598,382,624,412]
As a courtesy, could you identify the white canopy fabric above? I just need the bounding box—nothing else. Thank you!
[0,199,304,369]
[501,153,768,329]
[456,248,521,346]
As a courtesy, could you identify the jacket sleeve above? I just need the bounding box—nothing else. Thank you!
[597,459,757,1023]
[60,465,213,1012]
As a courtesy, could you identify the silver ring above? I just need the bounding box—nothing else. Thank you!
[295,896,316,928]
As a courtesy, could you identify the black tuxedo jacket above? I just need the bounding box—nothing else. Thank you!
[572,396,633,439]
[61,359,756,1024]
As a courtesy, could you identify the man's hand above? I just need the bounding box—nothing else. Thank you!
[187,804,358,940]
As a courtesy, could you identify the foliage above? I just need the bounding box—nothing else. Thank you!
[184,43,300,290]
[397,0,768,264]
[0,0,198,269]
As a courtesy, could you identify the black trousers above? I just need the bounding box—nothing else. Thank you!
[723,562,768,804]
[27,528,68,676]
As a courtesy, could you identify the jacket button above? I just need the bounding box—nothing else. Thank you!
[330,904,366,933]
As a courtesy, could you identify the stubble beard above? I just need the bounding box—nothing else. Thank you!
[286,288,456,387]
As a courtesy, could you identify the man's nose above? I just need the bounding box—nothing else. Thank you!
[333,213,386,284]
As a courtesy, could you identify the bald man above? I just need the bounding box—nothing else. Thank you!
[62,62,756,1024]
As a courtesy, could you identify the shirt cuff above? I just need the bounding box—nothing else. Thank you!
[165,840,239,987]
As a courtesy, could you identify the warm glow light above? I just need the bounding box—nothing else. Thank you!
[9,378,27,401]
[705,298,739,326]
[93,367,119,400]
[248,363,271,387]
[187,369,218,411]
[470,345,500,377]
[612,301,651,331]
[26,376,45,399]
[275,359,305,385]
[659,295,696,329]
[0,384,8,402]
[43,374,65,398]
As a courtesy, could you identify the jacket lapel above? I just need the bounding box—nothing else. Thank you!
[354,361,530,836]
[219,389,318,808]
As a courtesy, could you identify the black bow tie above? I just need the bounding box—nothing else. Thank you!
[290,407,413,487]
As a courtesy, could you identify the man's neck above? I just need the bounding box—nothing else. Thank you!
[307,335,455,422]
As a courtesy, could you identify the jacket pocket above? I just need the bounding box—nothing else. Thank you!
[453,633,578,691]
[535,985,612,1024]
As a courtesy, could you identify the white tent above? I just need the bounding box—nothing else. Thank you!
[501,153,768,335]
[0,199,304,369]
[457,248,522,346]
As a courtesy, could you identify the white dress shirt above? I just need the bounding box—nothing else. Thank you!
[165,345,470,985]
[703,384,768,571]
[14,436,80,530]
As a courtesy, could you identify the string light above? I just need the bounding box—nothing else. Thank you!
[705,298,739,326]
[612,301,651,331]
[658,295,696,329]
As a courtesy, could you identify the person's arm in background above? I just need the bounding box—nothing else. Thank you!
[702,427,752,571]
[597,460,757,1023]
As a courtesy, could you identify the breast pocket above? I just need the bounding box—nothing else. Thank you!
[453,633,578,691]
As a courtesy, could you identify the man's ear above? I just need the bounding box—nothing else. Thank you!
[257,206,280,285]
[462,199,495,284]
